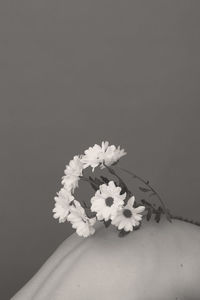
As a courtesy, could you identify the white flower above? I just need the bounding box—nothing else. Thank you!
[53,188,74,223]
[101,143,126,168]
[81,144,104,171]
[62,176,79,193]
[62,156,83,192]
[68,200,96,237]
[64,155,83,177]
[111,196,145,231]
[91,181,126,221]
[81,141,126,171]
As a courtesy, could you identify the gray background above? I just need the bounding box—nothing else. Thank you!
[1,1,200,299]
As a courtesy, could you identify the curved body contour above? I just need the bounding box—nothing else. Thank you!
[12,220,200,300]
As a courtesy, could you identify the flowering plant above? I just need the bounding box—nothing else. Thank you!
[53,141,173,237]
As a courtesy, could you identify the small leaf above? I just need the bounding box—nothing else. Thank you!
[141,199,147,205]
[154,207,162,223]
[94,177,103,186]
[147,209,152,221]
[85,208,96,219]
[89,212,97,219]
[118,229,130,237]
[117,179,131,196]
[154,213,161,223]
[103,219,111,228]
[140,199,153,221]
[100,176,110,184]
[141,199,151,207]
[165,209,172,223]
[133,223,141,231]
[139,187,151,192]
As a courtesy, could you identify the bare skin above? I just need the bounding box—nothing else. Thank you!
[12,219,200,300]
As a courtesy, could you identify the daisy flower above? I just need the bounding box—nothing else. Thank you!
[53,188,74,223]
[61,176,79,193]
[101,143,126,168]
[81,144,104,171]
[68,200,96,237]
[81,141,126,171]
[91,181,126,221]
[62,155,83,192]
[111,196,145,232]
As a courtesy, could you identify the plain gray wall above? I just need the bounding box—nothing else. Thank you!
[1,1,200,299]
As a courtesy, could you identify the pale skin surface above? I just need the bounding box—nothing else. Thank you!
[12,219,200,300]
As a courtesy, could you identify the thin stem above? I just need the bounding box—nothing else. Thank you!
[140,199,157,214]
[119,166,171,221]
[79,176,90,184]
[79,176,98,187]
[79,176,96,210]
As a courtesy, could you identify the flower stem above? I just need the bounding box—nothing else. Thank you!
[80,176,99,187]
[79,175,101,194]
[80,176,90,183]
[103,164,132,197]
[119,167,171,222]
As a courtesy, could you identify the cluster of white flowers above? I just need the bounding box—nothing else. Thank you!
[62,155,83,192]
[53,141,145,237]
[91,181,145,232]
[81,141,126,171]
[53,188,74,223]
[67,200,96,237]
